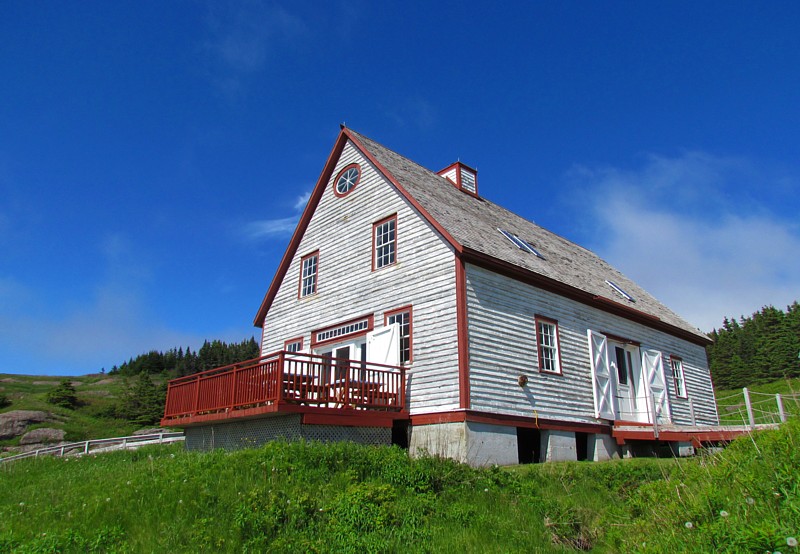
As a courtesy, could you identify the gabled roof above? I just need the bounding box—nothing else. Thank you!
[255,127,710,345]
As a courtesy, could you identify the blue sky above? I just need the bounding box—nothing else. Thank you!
[1,2,798,376]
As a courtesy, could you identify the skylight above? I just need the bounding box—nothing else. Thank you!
[498,229,545,259]
[605,280,635,302]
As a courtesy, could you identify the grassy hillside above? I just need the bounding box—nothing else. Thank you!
[0,374,148,451]
[1,420,798,553]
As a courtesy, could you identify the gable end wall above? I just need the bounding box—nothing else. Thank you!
[261,141,460,414]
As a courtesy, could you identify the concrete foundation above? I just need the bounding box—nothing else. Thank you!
[669,441,696,457]
[184,414,390,451]
[587,433,621,461]
[541,430,578,462]
[409,421,518,466]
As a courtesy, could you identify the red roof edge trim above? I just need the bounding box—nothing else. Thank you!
[343,129,463,255]
[253,129,350,326]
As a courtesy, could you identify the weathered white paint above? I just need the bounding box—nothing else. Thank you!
[262,141,460,414]
[439,166,458,185]
[465,263,718,426]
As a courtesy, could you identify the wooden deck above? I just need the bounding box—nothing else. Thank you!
[161,351,406,427]
[612,421,780,447]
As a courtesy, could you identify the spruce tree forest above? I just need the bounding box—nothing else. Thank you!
[103,338,260,427]
[707,302,800,390]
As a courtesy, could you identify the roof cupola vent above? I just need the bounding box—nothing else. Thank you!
[437,161,478,196]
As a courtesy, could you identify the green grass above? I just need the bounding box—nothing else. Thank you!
[0,374,145,450]
[1,420,798,553]
[715,377,800,426]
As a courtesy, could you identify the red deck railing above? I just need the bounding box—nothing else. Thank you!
[162,351,406,421]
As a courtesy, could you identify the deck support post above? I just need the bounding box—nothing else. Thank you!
[743,388,755,429]
[776,393,786,423]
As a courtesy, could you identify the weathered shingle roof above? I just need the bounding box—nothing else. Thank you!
[347,128,708,342]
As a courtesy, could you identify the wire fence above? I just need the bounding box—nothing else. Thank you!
[0,432,184,466]
[716,387,800,427]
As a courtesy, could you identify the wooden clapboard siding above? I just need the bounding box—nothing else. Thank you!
[262,140,460,414]
[465,264,718,425]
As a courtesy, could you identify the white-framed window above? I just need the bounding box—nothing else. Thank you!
[670,356,687,398]
[385,306,412,364]
[299,251,318,297]
[284,338,303,353]
[373,215,397,270]
[535,316,561,374]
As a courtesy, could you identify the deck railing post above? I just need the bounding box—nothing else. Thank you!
[230,365,239,409]
[278,352,285,402]
[776,393,786,423]
[743,387,755,429]
[192,375,201,416]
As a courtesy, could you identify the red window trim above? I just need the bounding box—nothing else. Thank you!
[384,305,413,364]
[284,337,304,352]
[297,250,319,299]
[332,163,361,198]
[602,332,641,347]
[372,214,398,271]
[669,354,689,399]
[311,313,375,348]
[534,315,563,375]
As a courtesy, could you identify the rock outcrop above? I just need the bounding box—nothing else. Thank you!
[0,410,48,440]
[19,427,66,445]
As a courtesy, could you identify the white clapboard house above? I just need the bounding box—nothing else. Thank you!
[162,127,719,465]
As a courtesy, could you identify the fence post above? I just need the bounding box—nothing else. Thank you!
[743,388,755,429]
[689,398,696,426]
[776,393,786,423]
[84,441,90,454]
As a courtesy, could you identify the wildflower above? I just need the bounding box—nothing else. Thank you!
[170,453,175,458]
[720,510,729,518]
[685,522,694,529]
[106,498,111,502]
[787,537,798,547]
[746,497,755,505]
[484,488,489,492]
[178,499,183,504]
[126,481,131,485]
[19,502,24,507]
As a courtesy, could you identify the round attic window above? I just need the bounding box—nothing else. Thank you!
[334,164,360,197]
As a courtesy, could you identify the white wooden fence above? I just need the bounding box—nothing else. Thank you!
[0,431,184,465]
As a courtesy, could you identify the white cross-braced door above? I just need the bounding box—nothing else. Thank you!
[641,349,672,424]
[588,330,616,420]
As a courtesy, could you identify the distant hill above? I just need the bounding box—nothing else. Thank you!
[0,373,151,457]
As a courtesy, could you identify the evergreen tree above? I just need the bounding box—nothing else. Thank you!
[46,380,79,409]
[118,373,166,426]
[707,302,800,389]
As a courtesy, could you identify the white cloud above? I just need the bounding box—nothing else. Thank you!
[565,152,800,331]
[243,189,311,241]
[293,191,311,211]
[244,216,299,239]
[202,1,308,94]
